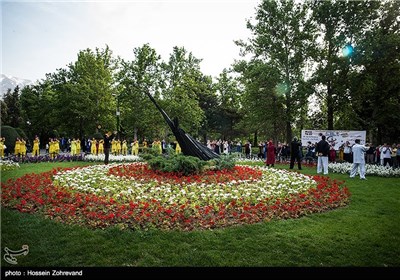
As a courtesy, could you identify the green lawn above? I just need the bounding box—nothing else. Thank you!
[1,162,399,267]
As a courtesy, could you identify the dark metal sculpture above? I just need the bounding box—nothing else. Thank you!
[145,91,219,161]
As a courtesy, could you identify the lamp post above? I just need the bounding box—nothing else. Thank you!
[116,96,120,137]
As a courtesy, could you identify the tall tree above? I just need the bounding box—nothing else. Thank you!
[2,86,22,128]
[214,69,243,140]
[347,0,400,143]
[236,0,316,143]
[234,59,286,144]
[160,46,206,137]
[310,0,380,130]
[116,43,164,141]
[46,46,116,138]
[19,82,57,142]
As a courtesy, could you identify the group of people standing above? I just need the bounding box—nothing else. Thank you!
[314,135,371,180]
[260,135,377,180]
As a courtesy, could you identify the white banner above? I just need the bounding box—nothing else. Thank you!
[301,130,367,150]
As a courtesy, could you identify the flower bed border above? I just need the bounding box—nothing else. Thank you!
[1,166,350,231]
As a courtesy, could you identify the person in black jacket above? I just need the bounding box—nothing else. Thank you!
[289,137,302,170]
[104,131,116,165]
[315,135,330,174]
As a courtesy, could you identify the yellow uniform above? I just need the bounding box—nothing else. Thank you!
[116,140,121,155]
[76,140,81,154]
[20,139,27,156]
[122,140,128,155]
[111,139,117,155]
[0,138,5,158]
[176,142,181,154]
[54,139,60,156]
[98,140,104,154]
[49,139,55,159]
[14,139,21,156]
[157,141,162,154]
[132,140,139,156]
[71,140,77,156]
[32,138,40,156]
[91,138,97,154]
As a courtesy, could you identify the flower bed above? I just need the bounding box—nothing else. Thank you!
[329,162,400,177]
[6,154,84,163]
[0,160,20,171]
[1,163,350,231]
[84,154,142,162]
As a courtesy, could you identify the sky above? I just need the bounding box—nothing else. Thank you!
[1,0,260,82]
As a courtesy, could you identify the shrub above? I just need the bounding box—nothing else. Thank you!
[210,154,236,171]
[0,125,20,154]
[15,127,28,140]
[147,154,207,176]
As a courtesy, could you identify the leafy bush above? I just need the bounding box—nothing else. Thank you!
[210,154,236,171]
[15,128,28,140]
[147,154,207,176]
[1,125,20,154]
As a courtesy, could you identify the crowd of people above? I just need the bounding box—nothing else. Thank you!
[1,134,399,172]
[0,134,184,160]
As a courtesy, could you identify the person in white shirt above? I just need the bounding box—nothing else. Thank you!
[350,139,370,180]
[381,143,392,167]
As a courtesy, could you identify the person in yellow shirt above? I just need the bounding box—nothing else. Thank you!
[32,136,40,156]
[175,141,181,154]
[111,139,117,155]
[152,139,162,155]
[122,139,128,156]
[54,138,60,157]
[20,139,27,156]
[98,139,104,154]
[131,139,139,156]
[157,140,162,154]
[70,138,77,156]
[116,139,122,155]
[142,139,148,148]
[76,139,81,155]
[0,137,5,158]
[90,138,97,155]
[14,138,21,157]
[49,138,56,159]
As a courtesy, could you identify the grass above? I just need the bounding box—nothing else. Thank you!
[1,162,400,268]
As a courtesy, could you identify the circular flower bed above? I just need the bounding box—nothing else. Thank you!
[1,163,350,231]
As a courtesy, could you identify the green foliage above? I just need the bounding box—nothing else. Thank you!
[15,128,28,142]
[160,46,207,135]
[2,86,22,128]
[210,154,236,171]
[45,46,116,138]
[235,0,315,143]
[116,44,164,140]
[147,154,207,176]
[91,132,103,140]
[3,1,399,147]
[1,163,399,267]
[0,126,20,153]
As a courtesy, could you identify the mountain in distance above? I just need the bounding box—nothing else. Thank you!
[1,74,33,98]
